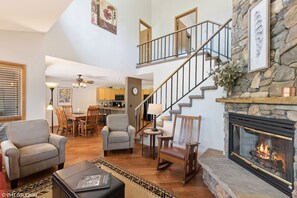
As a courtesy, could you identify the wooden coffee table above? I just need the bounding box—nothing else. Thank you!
[52,161,125,198]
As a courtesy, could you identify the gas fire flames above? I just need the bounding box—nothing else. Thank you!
[257,143,278,161]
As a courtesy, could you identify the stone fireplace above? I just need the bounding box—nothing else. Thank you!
[229,112,295,196]
[199,0,297,197]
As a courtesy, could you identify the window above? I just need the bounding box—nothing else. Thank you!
[0,61,26,122]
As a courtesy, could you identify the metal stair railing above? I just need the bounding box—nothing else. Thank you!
[137,20,228,65]
[135,18,232,134]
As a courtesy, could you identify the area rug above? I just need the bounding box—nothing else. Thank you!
[10,157,176,198]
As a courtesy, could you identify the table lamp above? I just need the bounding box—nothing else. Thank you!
[147,103,162,131]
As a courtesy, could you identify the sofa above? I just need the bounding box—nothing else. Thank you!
[101,114,135,156]
[1,119,67,188]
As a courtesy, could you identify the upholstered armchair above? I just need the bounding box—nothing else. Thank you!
[101,114,135,156]
[1,119,67,188]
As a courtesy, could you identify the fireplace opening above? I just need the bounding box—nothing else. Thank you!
[229,113,295,196]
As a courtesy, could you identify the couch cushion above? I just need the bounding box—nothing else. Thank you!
[6,119,50,148]
[108,131,129,143]
[107,114,128,131]
[19,143,58,166]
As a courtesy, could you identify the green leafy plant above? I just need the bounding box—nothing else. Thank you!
[211,61,243,93]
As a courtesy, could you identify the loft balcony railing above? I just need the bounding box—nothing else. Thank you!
[135,19,232,134]
[137,20,230,66]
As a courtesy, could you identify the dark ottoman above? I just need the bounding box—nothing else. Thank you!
[52,161,125,198]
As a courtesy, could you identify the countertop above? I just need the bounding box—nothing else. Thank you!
[101,107,125,111]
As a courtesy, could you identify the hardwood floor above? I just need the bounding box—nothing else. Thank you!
[6,126,213,198]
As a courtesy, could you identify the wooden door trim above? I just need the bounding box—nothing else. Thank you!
[174,8,198,56]
[139,19,152,44]
[174,7,198,31]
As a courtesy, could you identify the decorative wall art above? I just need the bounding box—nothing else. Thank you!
[248,0,270,72]
[57,87,72,106]
[91,0,117,34]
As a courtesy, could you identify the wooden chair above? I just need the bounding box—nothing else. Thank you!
[62,105,72,118]
[55,107,63,134]
[156,114,201,183]
[79,106,99,137]
[60,107,73,135]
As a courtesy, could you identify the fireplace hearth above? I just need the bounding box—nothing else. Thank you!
[229,113,295,197]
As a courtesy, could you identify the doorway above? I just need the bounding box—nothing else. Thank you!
[139,19,152,64]
[175,8,198,56]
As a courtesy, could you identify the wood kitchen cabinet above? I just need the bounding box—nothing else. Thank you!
[96,88,113,100]
[96,88,124,100]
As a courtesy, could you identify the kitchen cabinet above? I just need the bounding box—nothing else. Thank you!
[96,88,124,100]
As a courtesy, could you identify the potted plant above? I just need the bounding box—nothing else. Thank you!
[211,61,243,97]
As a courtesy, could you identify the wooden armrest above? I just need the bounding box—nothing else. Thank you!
[186,142,198,146]
[79,119,86,123]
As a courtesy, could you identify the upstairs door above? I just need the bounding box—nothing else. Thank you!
[139,20,152,64]
[175,8,198,56]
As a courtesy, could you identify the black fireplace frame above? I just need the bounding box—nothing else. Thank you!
[228,112,295,197]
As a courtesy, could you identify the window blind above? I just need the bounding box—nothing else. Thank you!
[0,62,25,121]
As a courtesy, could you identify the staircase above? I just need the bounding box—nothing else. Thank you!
[135,18,232,137]
[159,85,218,126]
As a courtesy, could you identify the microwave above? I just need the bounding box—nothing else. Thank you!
[115,94,124,100]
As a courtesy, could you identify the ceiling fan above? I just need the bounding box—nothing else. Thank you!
[72,74,94,88]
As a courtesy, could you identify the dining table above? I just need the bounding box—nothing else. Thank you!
[68,112,86,137]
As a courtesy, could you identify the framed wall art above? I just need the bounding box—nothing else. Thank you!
[248,0,270,72]
[57,87,72,106]
[91,0,117,34]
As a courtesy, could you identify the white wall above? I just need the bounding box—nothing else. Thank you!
[0,30,46,120]
[151,0,232,38]
[45,0,151,75]
[45,78,97,125]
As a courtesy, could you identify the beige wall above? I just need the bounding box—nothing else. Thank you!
[0,30,46,120]
[125,77,142,127]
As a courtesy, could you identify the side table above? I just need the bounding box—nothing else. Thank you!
[142,128,164,160]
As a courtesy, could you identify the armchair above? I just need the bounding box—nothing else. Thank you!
[101,114,135,156]
[1,119,67,188]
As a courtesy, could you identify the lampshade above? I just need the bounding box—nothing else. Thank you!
[47,104,53,111]
[45,82,59,88]
[147,104,162,115]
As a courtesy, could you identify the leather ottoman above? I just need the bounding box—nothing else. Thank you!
[52,161,125,198]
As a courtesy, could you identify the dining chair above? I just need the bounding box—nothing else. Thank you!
[156,114,202,183]
[78,106,99,137]
[62,105,73,118]
[55,107,63,134]
[60,107,73,135]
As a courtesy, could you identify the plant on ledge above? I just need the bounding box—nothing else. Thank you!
[211,61,243,96]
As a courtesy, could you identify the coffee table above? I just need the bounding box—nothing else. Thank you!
[52,161,125,198]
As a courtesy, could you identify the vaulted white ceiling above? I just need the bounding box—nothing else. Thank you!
[46,56,153,87]
[0,0,73,32]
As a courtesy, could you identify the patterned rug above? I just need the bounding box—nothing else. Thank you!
[10,157,176,198]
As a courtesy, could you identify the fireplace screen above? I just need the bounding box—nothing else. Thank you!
[231,124,293,183]
[229,113,294,196]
